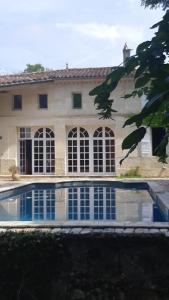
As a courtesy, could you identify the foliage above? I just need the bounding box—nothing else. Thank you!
[0,232,169,299]
[24,63,45,73]
[8,165,19,175]
[141,0,169,9]
[8,166,20,181]
[90,9,169,164]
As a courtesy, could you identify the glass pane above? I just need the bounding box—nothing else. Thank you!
[13,95,22,110]
[105,127,114,137]
[39,94,48,109]
[93,127,102,138]
[73,93,82,109]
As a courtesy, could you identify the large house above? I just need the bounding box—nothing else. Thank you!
[0,49,168,177]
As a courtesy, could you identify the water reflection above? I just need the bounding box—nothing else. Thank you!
[0,186,165,222]
[20,190,55,221]
[68,187,116,221]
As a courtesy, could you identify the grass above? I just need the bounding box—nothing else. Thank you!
[118,167,142,179]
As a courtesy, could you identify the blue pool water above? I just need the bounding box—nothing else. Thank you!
[0,181,166,223]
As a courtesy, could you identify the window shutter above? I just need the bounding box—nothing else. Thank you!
[140,96,152,157]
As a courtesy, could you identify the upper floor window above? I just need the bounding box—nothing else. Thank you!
[151,127,166,156]
[72,93,82,109]
[39,94,48,109]
[13,95,22,110]
[19,127,31,139]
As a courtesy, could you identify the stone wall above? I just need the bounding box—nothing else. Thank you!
[118,157,169,177]
[0,159,16,175]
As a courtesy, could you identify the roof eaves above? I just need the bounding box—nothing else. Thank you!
[0,78,54,88]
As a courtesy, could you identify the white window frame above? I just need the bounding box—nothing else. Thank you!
[33,128,55,174]
[67,127,90,174]
[18,127,55,175]
[67,126,115,175]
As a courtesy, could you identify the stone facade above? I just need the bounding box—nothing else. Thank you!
[0,69,168,177]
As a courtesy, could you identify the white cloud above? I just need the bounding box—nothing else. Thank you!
[55,22,144,44]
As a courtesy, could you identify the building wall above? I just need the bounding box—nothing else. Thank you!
[0,78,168,177]
[0,77,141,117]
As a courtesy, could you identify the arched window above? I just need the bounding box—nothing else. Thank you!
[68,127,89,173]
[34,128,55,174]
[34,128,54,139]
[93,127,115,173]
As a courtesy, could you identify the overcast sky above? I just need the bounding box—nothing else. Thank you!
[0,0,163,73]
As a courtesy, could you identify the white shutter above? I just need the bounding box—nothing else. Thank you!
[140,95,152,157]
[141,128,152,157]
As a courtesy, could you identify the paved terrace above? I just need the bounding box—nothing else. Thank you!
[0,177,169,236]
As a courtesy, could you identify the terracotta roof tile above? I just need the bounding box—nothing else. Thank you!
[0,67,115,88]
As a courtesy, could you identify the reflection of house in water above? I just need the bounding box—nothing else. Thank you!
[0,187,154,223]
[0,197,19,221]
[20,190,56,221]
[115,190,153,223]
[67,187,116,221]
[55,189,67,221]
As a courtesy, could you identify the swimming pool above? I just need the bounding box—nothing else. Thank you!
[0,181,166,223]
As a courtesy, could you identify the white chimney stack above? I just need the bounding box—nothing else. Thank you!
[123,43,132,65]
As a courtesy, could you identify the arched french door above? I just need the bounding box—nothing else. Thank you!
[67,127,90,173]
[67,126,115,174]
[33,128,55,174]
[93,127,115,173]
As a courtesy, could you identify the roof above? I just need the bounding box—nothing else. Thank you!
[0,67,115,88]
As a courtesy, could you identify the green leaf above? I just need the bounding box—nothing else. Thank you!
[122,90,138,99]
[125,56,139,74]
[136,41,151,53]
[151,21,162,29]
[89,82,107,96]
[106,67,126,82]
[134,65,148,79]
[122,127,146,150]
[142,90,169,112]
[135,74,150,89]
[123,114,143,127]
[120,144,137,165]
[162,64,169,73]
[155,134,168,163]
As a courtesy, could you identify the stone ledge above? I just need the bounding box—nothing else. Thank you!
[1,226,169,237]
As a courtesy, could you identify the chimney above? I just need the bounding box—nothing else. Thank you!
[66,63,69,69]
[123,43,132,65]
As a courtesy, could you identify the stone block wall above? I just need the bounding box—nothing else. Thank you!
[0,159,16,175]
[117,157,169,177]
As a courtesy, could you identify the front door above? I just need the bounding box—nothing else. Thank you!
[19,139,32,174]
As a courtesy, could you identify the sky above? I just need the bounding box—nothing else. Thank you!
[0,0,164,73]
